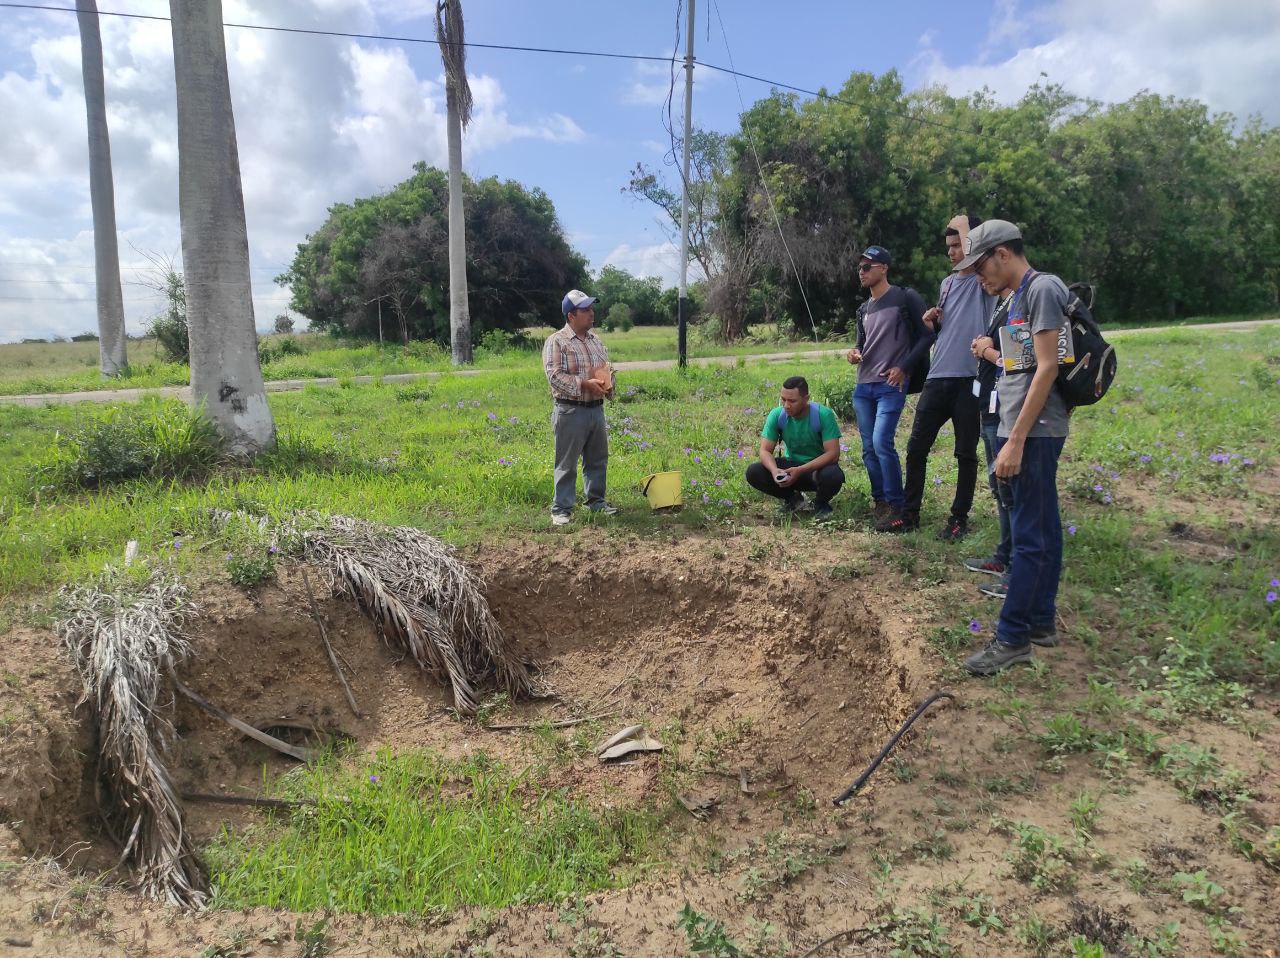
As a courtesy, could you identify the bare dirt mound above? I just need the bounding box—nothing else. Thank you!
[2,536,936,859]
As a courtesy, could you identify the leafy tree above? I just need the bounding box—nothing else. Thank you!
[272,314,294,334]
[594,266,664,325]
[603,303,633,332]
[279,164,587,344]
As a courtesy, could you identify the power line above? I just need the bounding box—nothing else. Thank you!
[710,0,819,342]
[0,1,983,139]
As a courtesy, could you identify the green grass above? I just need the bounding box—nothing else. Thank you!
[203,749,658,914]
[0,324,841,396]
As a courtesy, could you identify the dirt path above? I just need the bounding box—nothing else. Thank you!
[2,317,1276,407]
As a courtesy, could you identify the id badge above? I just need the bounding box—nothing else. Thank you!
[989,389,998,415]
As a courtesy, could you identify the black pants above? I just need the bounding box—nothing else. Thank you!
[903,377,980,522]
[745,458,846,505]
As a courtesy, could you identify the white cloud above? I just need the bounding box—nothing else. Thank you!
[0,0,588,341]
[601,241,699,288]
[918,0,1280,124]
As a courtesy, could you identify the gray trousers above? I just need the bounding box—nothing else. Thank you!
[552,402,608,514]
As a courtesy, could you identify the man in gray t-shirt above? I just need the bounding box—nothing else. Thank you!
[951,220,1070,677]
[898,215,994,540]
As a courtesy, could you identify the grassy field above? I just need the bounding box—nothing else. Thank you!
[1,323,1278,952]
[2,310,1272,396]
[0,324,838,396]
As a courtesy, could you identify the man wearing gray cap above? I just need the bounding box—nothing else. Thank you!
[954,221,1069,675]
[543,289,616,525]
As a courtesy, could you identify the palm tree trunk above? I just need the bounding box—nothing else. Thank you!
[75,0,128,377]
[168,0,274,455]
[445,85,472,365]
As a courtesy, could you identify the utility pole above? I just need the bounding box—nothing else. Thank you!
[677,0,694,368]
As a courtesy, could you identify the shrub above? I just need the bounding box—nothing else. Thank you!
[33,401,222,491]
[814,368,860,421]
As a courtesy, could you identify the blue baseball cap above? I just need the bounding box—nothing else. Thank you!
[859,245,892,266]
[562,289,598,315]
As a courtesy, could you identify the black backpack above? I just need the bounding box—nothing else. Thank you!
[1057,283,1117,407]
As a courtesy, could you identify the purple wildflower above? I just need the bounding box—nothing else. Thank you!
[268,544,279,555]
[172,538,182,551]
[682,447,693,454]
[968,619,982,634]
[487,412,497,421]
[690,479,698,486]
[1271,578,1280,588]
[702,493,711,503]
[456,401,465,409]
[1067,525,1077,535]
[508,416,519,424]
[737,449,746,459]
[719,498,733,506]
[1140,455,1152,463]
[1093,483,1104,492]
[693,456,701,464]
[1102,494,1113,504]
[1268,591,1278,604]
[933,477,943,486]
[370,774,379,784]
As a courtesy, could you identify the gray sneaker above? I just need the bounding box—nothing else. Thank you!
[979,581,1008,599]
[1030,626,1060,648]
[794,494,815,513]
[964,639,1033,676]
[589,503,619,515]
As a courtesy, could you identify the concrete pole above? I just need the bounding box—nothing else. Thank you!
[677,0,694,368]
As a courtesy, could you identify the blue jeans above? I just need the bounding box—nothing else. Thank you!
[995,435,1065,647]
[853,382,908,508]
[981,414,1013,567]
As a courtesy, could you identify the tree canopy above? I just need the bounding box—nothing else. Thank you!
[279,163,588,343]
[713,74,1280,331]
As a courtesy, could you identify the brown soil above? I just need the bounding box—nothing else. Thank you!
[1,532,1277,957]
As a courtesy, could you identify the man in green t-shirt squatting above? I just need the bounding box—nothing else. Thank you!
[745,375,845,520]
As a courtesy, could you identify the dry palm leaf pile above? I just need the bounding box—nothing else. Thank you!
[212,509,534,716]
[56,568,207,906]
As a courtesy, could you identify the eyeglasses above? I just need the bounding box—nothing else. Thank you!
[857,262,884,273]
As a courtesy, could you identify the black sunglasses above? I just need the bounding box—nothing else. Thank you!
[857,262,884,273]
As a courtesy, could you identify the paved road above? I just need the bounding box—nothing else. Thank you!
[3,317,1276,407]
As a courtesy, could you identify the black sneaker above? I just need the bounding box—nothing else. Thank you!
[812,502,835,523]
[964,639,1033,676]
[936,516,970,542]
[874,510,919,534]
[1029,626,1060,648]
[963,556,1007,577]
[978,581,1008,599]
[778,493,804,515]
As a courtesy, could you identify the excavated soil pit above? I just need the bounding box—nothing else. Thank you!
[2,536,939,876]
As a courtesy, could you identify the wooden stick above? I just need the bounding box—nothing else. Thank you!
[181,791,311,811]
[171,675,316,762]
[301,565,364,718]
[482,709,619,732]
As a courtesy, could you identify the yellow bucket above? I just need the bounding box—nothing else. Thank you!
[640,471,683,509]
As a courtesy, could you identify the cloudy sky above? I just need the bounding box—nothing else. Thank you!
[1,0,1277,342]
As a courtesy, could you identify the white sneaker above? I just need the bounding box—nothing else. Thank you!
[551,513,571,526]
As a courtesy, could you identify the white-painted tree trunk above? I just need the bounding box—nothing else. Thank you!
[446,86,472,365]
[169,0,274,455]
[76,0,128,377]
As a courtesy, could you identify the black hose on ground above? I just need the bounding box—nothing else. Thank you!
[831,690,957,806]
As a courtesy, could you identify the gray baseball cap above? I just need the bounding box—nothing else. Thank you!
[953,219,1022,271]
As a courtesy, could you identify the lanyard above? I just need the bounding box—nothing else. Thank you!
[1008,268,1037,325]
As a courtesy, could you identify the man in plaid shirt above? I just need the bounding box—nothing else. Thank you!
[542,289,617,525]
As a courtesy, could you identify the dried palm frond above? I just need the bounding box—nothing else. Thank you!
[304,514,532,715]
[56,568,207,907]
[207,509,533,715]
[435,0,473,127]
